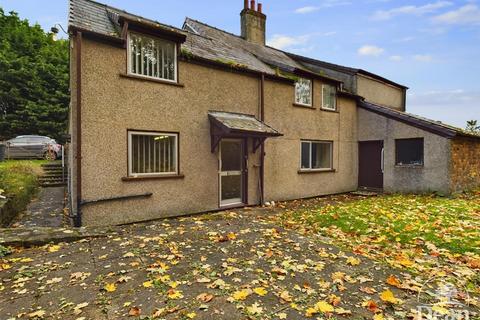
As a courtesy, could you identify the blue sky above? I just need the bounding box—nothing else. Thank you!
[1,0,479,128]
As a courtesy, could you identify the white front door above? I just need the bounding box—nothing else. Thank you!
[219,139,243,207]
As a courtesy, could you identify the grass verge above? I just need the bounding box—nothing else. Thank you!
[276,192,480,294]
[0,160,46,226]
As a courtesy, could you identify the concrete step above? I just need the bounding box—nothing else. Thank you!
[40,174,67,179]
[41,163,63,169]
[42,170,64,174]
[38,178,65,184]
[40,182,67,187]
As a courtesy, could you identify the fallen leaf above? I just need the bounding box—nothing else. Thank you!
[315,301,334,313]
[128,307,141,316]
[167,289,183,299]
[232,289,251,301]
[104,283,116,292]
[246,303,263,315]
[386,275,401,288]
[380,290,400,304]
[346,256,361,266]
[196,293,214,303]
[253,287,268,296]
[279,290,292,302]
[28,310,46,318]
[48,245,61,253]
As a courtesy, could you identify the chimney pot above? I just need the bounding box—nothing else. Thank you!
[241,0,266,45]
[244,0,248,9]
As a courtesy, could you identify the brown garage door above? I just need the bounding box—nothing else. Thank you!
[358,141,384,190]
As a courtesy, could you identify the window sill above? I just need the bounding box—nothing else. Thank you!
[293,103,315,109]
[320,107,339,113]
[120,73,185,87]
[395,164,424,169]
[298,169,336,174]
[122,174,185,181]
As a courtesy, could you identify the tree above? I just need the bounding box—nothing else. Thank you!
[466,120,480,134]
[0,8,69,142]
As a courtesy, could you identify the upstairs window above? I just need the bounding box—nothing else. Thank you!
[395,138,424,166]
[301,141,333,170]
[128,32,177,82]
[128,131,178,176]
[295,78,313,106]
[322,84,337,110]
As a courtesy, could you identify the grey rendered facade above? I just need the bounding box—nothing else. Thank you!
[68,0,480,226]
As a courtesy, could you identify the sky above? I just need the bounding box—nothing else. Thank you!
[1,0,479,128]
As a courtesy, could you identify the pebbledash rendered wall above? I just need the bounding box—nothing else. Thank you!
[358,108,452,195]
[356,75,405,112]
[70,36,359,226]
[263,79,358,201]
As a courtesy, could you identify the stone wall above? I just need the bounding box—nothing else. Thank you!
[450,139,480,193]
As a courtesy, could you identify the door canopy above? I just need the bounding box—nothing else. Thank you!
[208,111,283,153]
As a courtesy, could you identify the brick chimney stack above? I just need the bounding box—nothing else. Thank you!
[241,0,266,45]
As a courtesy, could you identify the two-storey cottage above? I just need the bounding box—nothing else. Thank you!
[68,0,480,226]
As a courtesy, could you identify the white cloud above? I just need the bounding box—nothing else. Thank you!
[358,45,385,57]
[321,0,352,8]
[393,36,415,43]
[414,54,433,62]
[267,32,336,50]
[295,6,320,14]
[432,4,480,25]
[267,34,310,50]
[294,0,351,13]
[408,89,480,128]
[389,55,403,61]
[371,1,453,20]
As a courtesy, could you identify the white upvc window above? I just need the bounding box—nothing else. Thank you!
[295,78,313,106]
[127,32,177,82]
[322,84,337,110]
[300,141,333,170]
[128,131,178,177]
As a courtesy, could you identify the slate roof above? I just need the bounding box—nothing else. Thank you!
[359,101,480,140]
[69,0,185,39]
[68,0,341,81]
[288,53,408,89]
[208,111,282,136]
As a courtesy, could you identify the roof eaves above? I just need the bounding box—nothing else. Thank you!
[257,56,342,84]
[358,101,477,139]
[286,52,408,90]
[357,70,408,90]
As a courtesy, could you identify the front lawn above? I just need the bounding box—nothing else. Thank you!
[277,192,480,295]
[0,160,45,226]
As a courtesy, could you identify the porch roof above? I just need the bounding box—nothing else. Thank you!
[208,111,282,153]
[208,111,282,137]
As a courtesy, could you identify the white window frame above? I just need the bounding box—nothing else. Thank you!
[127,32,178,83]
[128,131,179,177]
[295,78,313,107]
[321,84,337,111]
[300,140,334,171]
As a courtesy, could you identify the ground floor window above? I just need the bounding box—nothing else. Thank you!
[128,131,178,176]
[395,138,424,166]
[301,140,333,170]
